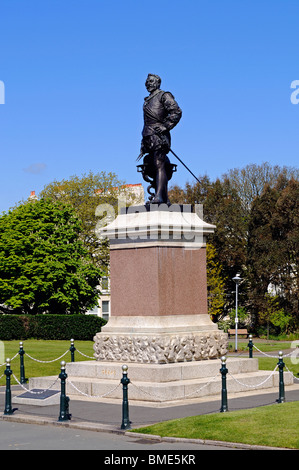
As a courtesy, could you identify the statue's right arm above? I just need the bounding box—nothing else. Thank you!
[161,92,182,131]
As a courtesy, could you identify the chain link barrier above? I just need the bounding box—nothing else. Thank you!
[75,349,95,360]
[229,349,248,358]
[252,344,294,358]
[0,353,19,368]
[0,338,297,366]
[12,373,60,395]
[0,343,96,369]
[24,350,69,363]
[1,338,299,421]
[129,362,286,400]
[67,378,121,399]
[228,364,279,388]
[129,372,221,402]
[285,364,299,382]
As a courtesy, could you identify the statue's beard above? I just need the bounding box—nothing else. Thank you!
[146,84,159,93]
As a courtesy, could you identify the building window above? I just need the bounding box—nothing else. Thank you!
[102,300,110,322]
[87,305,99,315]
[101,277,110,292]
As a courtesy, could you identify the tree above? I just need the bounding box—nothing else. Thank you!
[39,171,133,275]
[202,178,248,279]
[169,175,212,207]
[169,166,298,331]
[169,177,248,313]
[206,243,227,321]
[247,183,279,307]
[247,178,299,328]
[258,294,291,339]
[0,198,103,314]
[222,162,299,211]
[271,178,299,321]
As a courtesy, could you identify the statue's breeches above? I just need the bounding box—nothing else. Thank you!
[142,133,170,154]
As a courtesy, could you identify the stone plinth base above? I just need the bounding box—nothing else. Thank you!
[95,205,226,365]
[29,358,294,403]
[93,315,228,363]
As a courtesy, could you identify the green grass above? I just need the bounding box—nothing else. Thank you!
[250,342,294,352]
[229,340,293,352]
[251,343,299,377]
[258,356,299,378]
[130,402,299,449]
[0,340,94,386]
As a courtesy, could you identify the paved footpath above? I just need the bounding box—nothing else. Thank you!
[0,420,234,451]
[1,384,299,451]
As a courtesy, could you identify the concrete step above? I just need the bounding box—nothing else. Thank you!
[29,363,293,403]
[63,357,260,382]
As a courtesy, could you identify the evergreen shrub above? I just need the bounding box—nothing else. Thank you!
[0,314,106,341]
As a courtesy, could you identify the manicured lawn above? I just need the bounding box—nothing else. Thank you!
[229,340,293,352]
[259,356,299,377]
[0,340,94,386]
[130,401,299,449]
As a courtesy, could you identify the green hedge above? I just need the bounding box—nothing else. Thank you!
[0,315,107,341]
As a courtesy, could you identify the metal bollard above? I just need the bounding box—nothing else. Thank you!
[4,359,17,415]
[58,361,71,421]
[248,335,253,358]
[70,339,76,362]
[19,341,28,384]
[276,351,285,404]
[121,364,131,430]
[220,356,228,412]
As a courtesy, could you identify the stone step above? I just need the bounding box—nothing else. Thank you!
[29,367,293,403]
[63,357,260,382]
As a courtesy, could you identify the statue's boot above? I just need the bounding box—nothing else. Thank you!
[152,153,168,204]
[152,168,168,203]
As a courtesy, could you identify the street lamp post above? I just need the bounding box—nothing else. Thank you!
[232,274,243,352]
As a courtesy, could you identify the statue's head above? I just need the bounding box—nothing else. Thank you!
[145,74,161,93]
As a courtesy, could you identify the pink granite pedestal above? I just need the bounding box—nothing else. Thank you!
[94,205,228,363]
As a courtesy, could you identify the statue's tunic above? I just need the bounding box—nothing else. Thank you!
[141,89,182,153]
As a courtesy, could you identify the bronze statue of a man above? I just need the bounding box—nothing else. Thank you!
[137,74,182,204]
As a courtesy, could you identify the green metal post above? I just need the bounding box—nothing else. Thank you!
[220,356,228,412]
[121,364,131,430]
[4,359,16,415]
[276,351,285,404]
[58,361,71,421]
[19,341,28,384]
[70,339,76,362]
[248,335,253,359]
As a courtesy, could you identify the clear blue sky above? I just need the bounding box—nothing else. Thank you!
[0,0,298,213]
